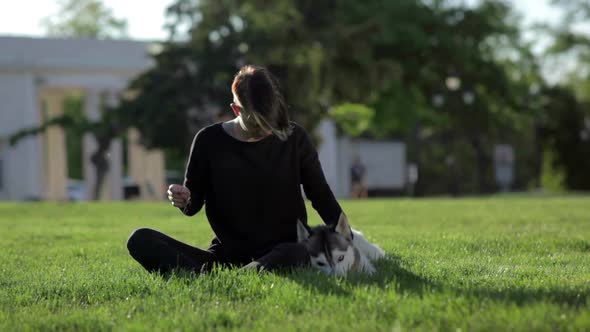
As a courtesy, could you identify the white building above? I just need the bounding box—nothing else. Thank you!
[317,119,406,198]
[0,36,165,201]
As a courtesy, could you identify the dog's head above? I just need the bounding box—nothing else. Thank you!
[296,213,360,276]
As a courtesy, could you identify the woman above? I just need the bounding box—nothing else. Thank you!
[127,65,342,274]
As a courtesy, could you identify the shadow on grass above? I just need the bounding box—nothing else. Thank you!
[279,254,589,307]
[349,255,437,293]
[371,255,589,307]
[155,254,438,297]
[150,257,589,307]
[278,270,353,297]
[463,286,589,307]
[277,254,437,297]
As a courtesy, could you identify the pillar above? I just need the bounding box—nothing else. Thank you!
[127,128,165,200]
[39,89,68,201]
[317,119,341,197]
[105,91,123,200]
[82,88,123,200]
[83,88,100,200]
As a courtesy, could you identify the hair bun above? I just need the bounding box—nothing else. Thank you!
[231,65,292,140]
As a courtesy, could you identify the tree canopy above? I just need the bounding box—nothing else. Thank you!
[11,0,590,196]
[126,0,547,194]
[41,0,128,38]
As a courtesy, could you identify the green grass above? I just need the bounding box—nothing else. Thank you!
[1,197,589,331]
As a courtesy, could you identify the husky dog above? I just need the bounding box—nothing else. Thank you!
[297,213,385,276]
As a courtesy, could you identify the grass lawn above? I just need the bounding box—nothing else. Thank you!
[1,197,589,331]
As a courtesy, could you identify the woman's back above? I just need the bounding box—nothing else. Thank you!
[129,65,342,274]
[182,122,340,261]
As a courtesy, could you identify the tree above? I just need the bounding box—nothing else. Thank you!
[41,0,128,39]
[548,0,590,48]
[125,0,539,196]
[121,0,344,152]
[10,100,126,199]
[539,0,590,190]
[340,0,527,194]
[539,86,590,190]
[543,0,590,97]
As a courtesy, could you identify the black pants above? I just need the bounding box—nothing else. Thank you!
[126,228,309,274]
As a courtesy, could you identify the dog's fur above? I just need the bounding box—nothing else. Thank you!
[296,213,385,276]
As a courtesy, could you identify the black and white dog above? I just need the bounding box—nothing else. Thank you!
[297,213,385,276]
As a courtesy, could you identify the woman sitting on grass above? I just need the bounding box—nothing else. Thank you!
[127,65,343,274]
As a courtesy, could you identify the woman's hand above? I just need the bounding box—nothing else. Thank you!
[167,184,191,208]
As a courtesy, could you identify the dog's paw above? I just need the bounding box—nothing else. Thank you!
[370,245,386,260]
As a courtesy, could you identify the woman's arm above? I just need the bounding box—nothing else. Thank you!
[180,128,209,216]
[299,126,343,225]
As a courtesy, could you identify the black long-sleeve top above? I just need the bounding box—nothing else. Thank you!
[180,122,342,261]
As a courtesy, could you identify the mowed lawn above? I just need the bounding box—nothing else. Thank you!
[1,197,589,331]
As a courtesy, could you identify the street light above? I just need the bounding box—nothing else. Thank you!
[432,75,475,108]
[432,93,445,108]
[580,116,590,142]
[431,73,476,197]
[462,90,475,105]
[445,75,461,91]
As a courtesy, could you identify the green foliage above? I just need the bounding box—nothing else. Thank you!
[545,1,590,97]
[1,198,590,330]
[540,0,590,192]
[540,150,565,193]
[540,86,590,190]
[63,97,85,180]
[126,0,536,196]
[330,103,375,137]
[550,0,590,22]
[9,92,128,199]
[41,0,128,38]
[27,0,577,194]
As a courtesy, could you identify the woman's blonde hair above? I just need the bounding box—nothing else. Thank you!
[231,65,292,141]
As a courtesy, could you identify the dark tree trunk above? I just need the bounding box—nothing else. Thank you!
[445,133,460,197]
[470,134,491,194]
[90,138,112,200]
[533,121,543,189]
[410,120,423,197]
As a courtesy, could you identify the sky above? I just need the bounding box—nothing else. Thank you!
[0,0,169,40]
[0,0,586,83]
[0,0,570,42]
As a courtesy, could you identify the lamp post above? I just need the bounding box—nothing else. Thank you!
[432,73,475,196]
[580,117,590,142]
[432,74,475,108]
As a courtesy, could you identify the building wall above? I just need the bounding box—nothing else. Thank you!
[0,36,159,201]
[0,72,43,200]
[350,139,406,190]
[127,128,166,200]
[0,36,152,73]
[317,119,341,196]
[316,119,407,198]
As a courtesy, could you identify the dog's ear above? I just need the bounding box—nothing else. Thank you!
[334,212,353,241]
[296,219,311,242]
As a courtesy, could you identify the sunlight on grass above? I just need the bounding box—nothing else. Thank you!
[1,197,589,331]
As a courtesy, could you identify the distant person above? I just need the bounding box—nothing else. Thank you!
[126,65,344,274]
[350,156,368,198]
